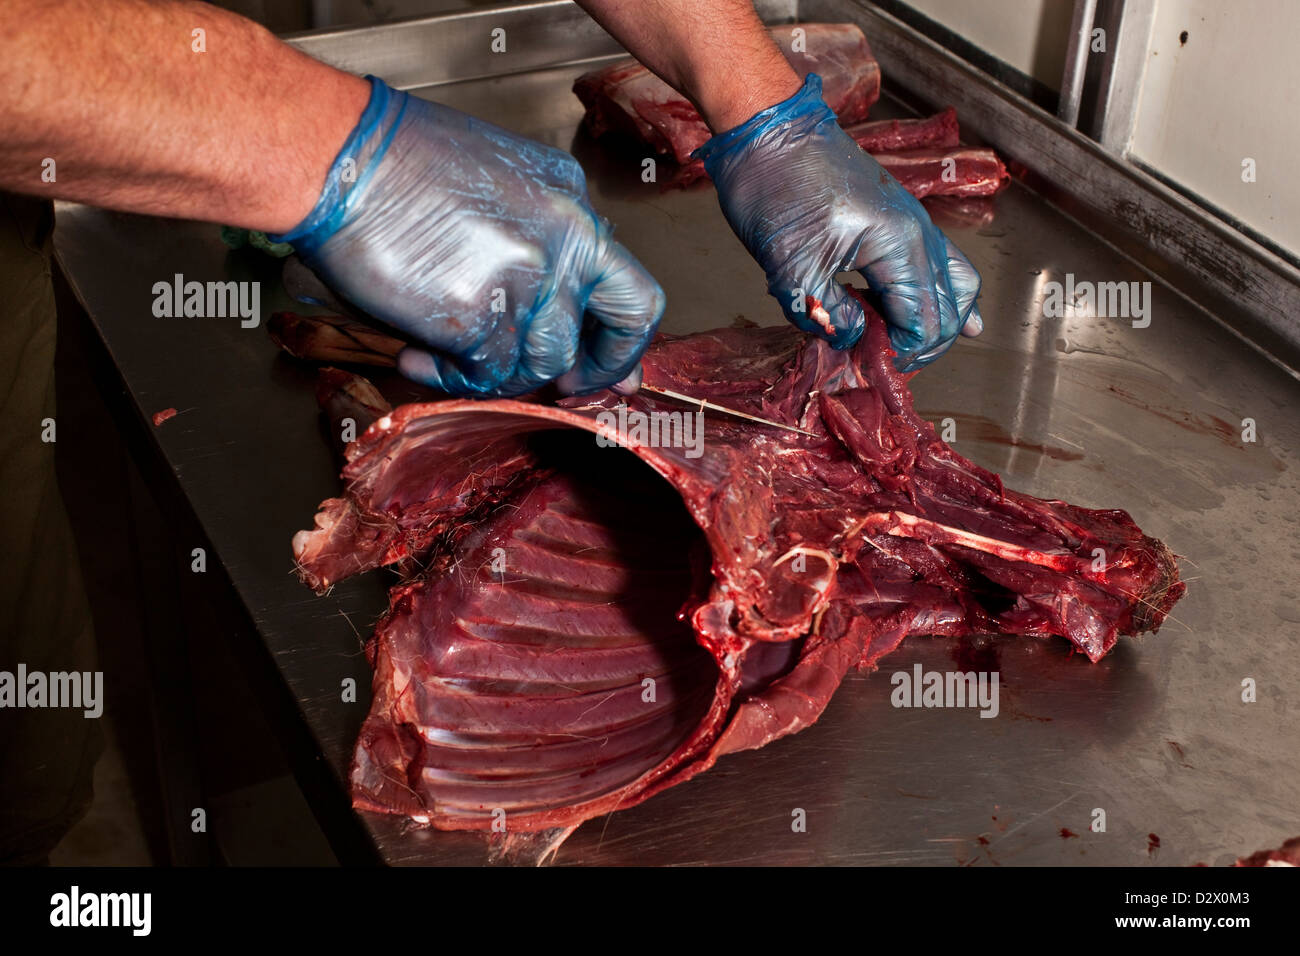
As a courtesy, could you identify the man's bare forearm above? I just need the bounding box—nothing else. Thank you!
[0,0,369,232]
[575,0,801,132]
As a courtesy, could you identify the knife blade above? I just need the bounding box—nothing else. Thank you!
[638,384,817,438]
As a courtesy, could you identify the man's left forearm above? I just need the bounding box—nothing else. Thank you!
[575,0,800,133]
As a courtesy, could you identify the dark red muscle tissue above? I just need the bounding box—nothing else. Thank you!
[293,292,1183,848]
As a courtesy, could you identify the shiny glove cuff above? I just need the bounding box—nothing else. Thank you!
[692,73,835,177]
[267,75,408,254]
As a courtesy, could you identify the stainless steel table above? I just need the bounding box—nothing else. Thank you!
[53,0,1300,865]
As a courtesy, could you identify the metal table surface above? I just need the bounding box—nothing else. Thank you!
[53,5,1298,866]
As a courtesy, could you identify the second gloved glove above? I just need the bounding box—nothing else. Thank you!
[695,74,983,370]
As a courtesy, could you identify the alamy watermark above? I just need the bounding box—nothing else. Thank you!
[152,273,261,328]
[0,664,102,718]
[1042,273,1151,328]
[50,886,150,936]
[595,405,704,459]
[890,663,999,718]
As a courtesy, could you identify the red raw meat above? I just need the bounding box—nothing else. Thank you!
[846,107,960,152]
[875,147,1009,199]
[668,142,1008,199]
[1235,836,1300,866]
[294,291,1183,856]
[574,22,881,165]
[668,108,967,190]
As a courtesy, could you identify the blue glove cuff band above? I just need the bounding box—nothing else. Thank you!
[691,73,834,174]
[268,75,408,252]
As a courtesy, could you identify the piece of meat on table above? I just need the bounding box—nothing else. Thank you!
[668,107,966,189]
[579,40,1006,203]
[847,107,960,152]
[294,289,1184,861]
[672,135,1010,200]
[574,22,881,165]
[875,147,1010,199]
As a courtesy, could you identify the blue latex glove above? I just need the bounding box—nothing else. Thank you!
[270,77,664,397]
[695,74,983,370]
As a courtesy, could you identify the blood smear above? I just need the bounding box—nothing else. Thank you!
[805,295,834,335]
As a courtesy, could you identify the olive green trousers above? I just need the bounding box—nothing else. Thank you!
[0,193,102,865]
